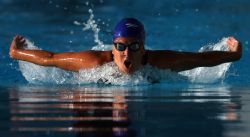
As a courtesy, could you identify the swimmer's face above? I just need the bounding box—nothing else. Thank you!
[112,37,145,74]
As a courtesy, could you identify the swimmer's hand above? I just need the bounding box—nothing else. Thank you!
[227,37,242,60]
[10,35,27,58]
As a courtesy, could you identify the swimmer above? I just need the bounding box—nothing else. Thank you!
[9,18,242,74]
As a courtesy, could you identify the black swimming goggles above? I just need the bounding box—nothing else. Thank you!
[114,42,141,52]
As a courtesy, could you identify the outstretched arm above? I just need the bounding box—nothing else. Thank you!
[9,35,113,71]
[147,37,242,72]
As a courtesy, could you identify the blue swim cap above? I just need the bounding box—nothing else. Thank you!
[113,18,145,42]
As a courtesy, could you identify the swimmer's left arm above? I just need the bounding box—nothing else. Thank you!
[147,37,242,72]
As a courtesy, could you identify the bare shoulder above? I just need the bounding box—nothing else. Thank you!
[145,50,192,70]
[52,50,113,71]
[53,50,113,65]
[146,50,180,61]
[77,50,113,62]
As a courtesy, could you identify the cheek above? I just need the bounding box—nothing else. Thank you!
[113,52,123,63]
[115,53,122,60]
[133,52,144,62]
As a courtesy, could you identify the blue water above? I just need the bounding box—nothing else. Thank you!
[1,0,250,137]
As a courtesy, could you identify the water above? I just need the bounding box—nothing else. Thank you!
[1,0,250,137]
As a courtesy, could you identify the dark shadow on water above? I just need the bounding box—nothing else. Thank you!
[5,85,136,137]
[0,85,243,137]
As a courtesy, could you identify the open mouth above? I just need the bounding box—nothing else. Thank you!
[124,60,132,68]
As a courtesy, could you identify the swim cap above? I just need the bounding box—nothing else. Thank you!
[113,18,145,42]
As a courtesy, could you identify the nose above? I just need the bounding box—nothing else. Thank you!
[123,48,131,57]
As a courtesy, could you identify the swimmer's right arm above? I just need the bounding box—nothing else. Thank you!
[9,35,113,71]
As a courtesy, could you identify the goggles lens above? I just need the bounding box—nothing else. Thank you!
[114,43,140,52]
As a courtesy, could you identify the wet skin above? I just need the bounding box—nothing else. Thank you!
[10,35,242,74]
[112,37,145,74]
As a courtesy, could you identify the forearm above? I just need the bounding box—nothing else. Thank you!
[165,50,241,72]
[11,49,54,66]
[199,51,241,66]
[9,36,103,72]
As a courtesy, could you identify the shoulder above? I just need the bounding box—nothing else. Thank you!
[145,50,184,69]
[146,50,177,60]
[77,50,111,56]
[78,50,113,63]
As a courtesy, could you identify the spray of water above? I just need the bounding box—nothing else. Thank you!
[18,8,232,85]
[179,38,231,83]
[77,62,186,86]
[19,37,231,85]
[19,39,79,84]
[74,9,112,51]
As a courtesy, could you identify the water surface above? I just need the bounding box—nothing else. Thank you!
[0,0,250,137]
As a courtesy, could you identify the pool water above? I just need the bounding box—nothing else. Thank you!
[2,85,250,137]
[0,0,250,137]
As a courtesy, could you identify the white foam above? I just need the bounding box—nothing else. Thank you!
[179,38,231,83]
[18,8,232,85]
[18,38,231,85]
[78,62,186,85]
[19,56,185,85]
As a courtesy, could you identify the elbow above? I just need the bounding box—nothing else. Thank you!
[9,50,15,59]
[9,48,19,59]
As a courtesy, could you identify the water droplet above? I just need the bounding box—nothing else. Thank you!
[88,9,93,13]
[73,21,81,26]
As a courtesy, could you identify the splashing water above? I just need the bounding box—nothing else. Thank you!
[20,40,184,85]
[19,40,79,84]
[77,62,186,86]
[18,7,232,85]
[18,37,231,85]
[74,9,112,51]
[179,38,231,83]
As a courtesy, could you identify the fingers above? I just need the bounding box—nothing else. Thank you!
[14,35,23,41]
[16,35,27,47]
[227,37,238,45]
[15,35,25,42]
[227,36,242,53]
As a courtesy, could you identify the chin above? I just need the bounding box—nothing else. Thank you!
[121,66,136,74]
[121,69,132,74]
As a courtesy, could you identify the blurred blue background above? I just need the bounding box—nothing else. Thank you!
[1,1,250,137]
[0,0,249,86]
